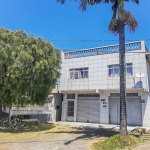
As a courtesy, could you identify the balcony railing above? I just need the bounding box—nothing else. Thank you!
[64,41,141,59]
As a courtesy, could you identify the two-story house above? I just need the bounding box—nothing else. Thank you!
[60,41,150,126]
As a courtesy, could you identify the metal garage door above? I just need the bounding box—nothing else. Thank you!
[109,95,142,126]
[127,97,142,126]
[77,94,100,123]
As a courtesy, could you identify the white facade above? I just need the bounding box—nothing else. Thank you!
[60,41,150,126]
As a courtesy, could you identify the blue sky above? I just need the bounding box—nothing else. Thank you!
[0,0,150,50]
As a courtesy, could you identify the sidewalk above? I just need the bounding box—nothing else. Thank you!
[54,121,150,131]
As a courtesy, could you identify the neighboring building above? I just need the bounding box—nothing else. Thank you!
[6,85,63,122]
[60,41,150,126]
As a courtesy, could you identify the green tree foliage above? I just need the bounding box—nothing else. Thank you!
[0,28,61,108]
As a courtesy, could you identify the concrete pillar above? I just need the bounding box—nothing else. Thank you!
[74,93,78,122]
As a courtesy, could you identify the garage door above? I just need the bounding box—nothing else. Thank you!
[127,97,142,126]
[109,96,142,126]
[77,94,100,123]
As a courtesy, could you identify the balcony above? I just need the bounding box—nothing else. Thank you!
[64,41,141,59]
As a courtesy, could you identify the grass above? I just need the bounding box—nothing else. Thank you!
[3,121,55,133]
[0,121,74,142]
[93,134,143,150]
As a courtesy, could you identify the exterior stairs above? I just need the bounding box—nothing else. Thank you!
[141,131,150,141]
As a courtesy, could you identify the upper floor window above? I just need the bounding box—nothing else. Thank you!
[108,63,132,77]
[109,65,119,77]
[126,63,133,75]
[70,68,88,79]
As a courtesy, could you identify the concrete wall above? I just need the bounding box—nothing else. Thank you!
[146,58,150,91]
[54,93,63,121]
[11,97,56,121]
[138,91,150,126]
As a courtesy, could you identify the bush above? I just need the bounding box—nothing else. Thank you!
[93,134,143,150]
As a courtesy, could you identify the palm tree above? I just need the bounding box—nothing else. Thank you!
[57,0,139,136]
[0,102,2,114]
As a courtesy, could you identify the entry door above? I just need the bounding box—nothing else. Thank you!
[127,97,142,126]
[109,97,120,124]
[77,99,100,123]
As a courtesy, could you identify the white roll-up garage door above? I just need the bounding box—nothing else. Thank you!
[77,94,100,123]
[109,95,142,126]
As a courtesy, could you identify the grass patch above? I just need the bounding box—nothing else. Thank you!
[3,121,54,133]
[93,134,143,150]
[0,121,74,142]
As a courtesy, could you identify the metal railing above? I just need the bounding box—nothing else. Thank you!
[64,41,141,59]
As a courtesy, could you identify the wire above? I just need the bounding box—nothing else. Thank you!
[45,39,150,42]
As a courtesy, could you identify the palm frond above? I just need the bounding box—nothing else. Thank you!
[57,0,77,4]
[131,0,139,4]
[57,0,66,4]
[112,1,118,17]
[79,0,113,11]
[108,18,118,35]
[119,10,138,32]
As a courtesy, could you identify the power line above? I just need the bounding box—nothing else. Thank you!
[46,39,150,42]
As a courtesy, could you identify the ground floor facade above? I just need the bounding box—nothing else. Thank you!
[61,89,150,126]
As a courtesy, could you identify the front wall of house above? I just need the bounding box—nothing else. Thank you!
[60,41,149,92]
[61,91,150,126]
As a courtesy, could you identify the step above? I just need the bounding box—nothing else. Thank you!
[142,138,150,141]
[142,135,150,137]
[142,134,150,136]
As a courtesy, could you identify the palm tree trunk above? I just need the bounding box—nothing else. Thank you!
[8,107,11,125]
[119,23,127,136]
[118,0,127,136]
[0,102,2,114]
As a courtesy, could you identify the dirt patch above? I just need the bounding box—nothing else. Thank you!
[131,141,150,150]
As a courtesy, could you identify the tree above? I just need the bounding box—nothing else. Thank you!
[0,103,2,114]
[0,28,61,115]
[56,0,139,136]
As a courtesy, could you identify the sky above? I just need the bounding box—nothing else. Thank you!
[0,0,150,50]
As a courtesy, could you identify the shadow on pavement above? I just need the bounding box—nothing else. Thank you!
[46,125,119,145]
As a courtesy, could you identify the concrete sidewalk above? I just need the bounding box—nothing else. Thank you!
[54,121,150,131]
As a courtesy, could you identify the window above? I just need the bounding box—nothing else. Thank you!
[108,65,119,77]
[70,68,88,79]
[68,101,74,116]
[78,94,99,97]
[126,63,133,75]
[108,63,132,76]
[67,94,75,99]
